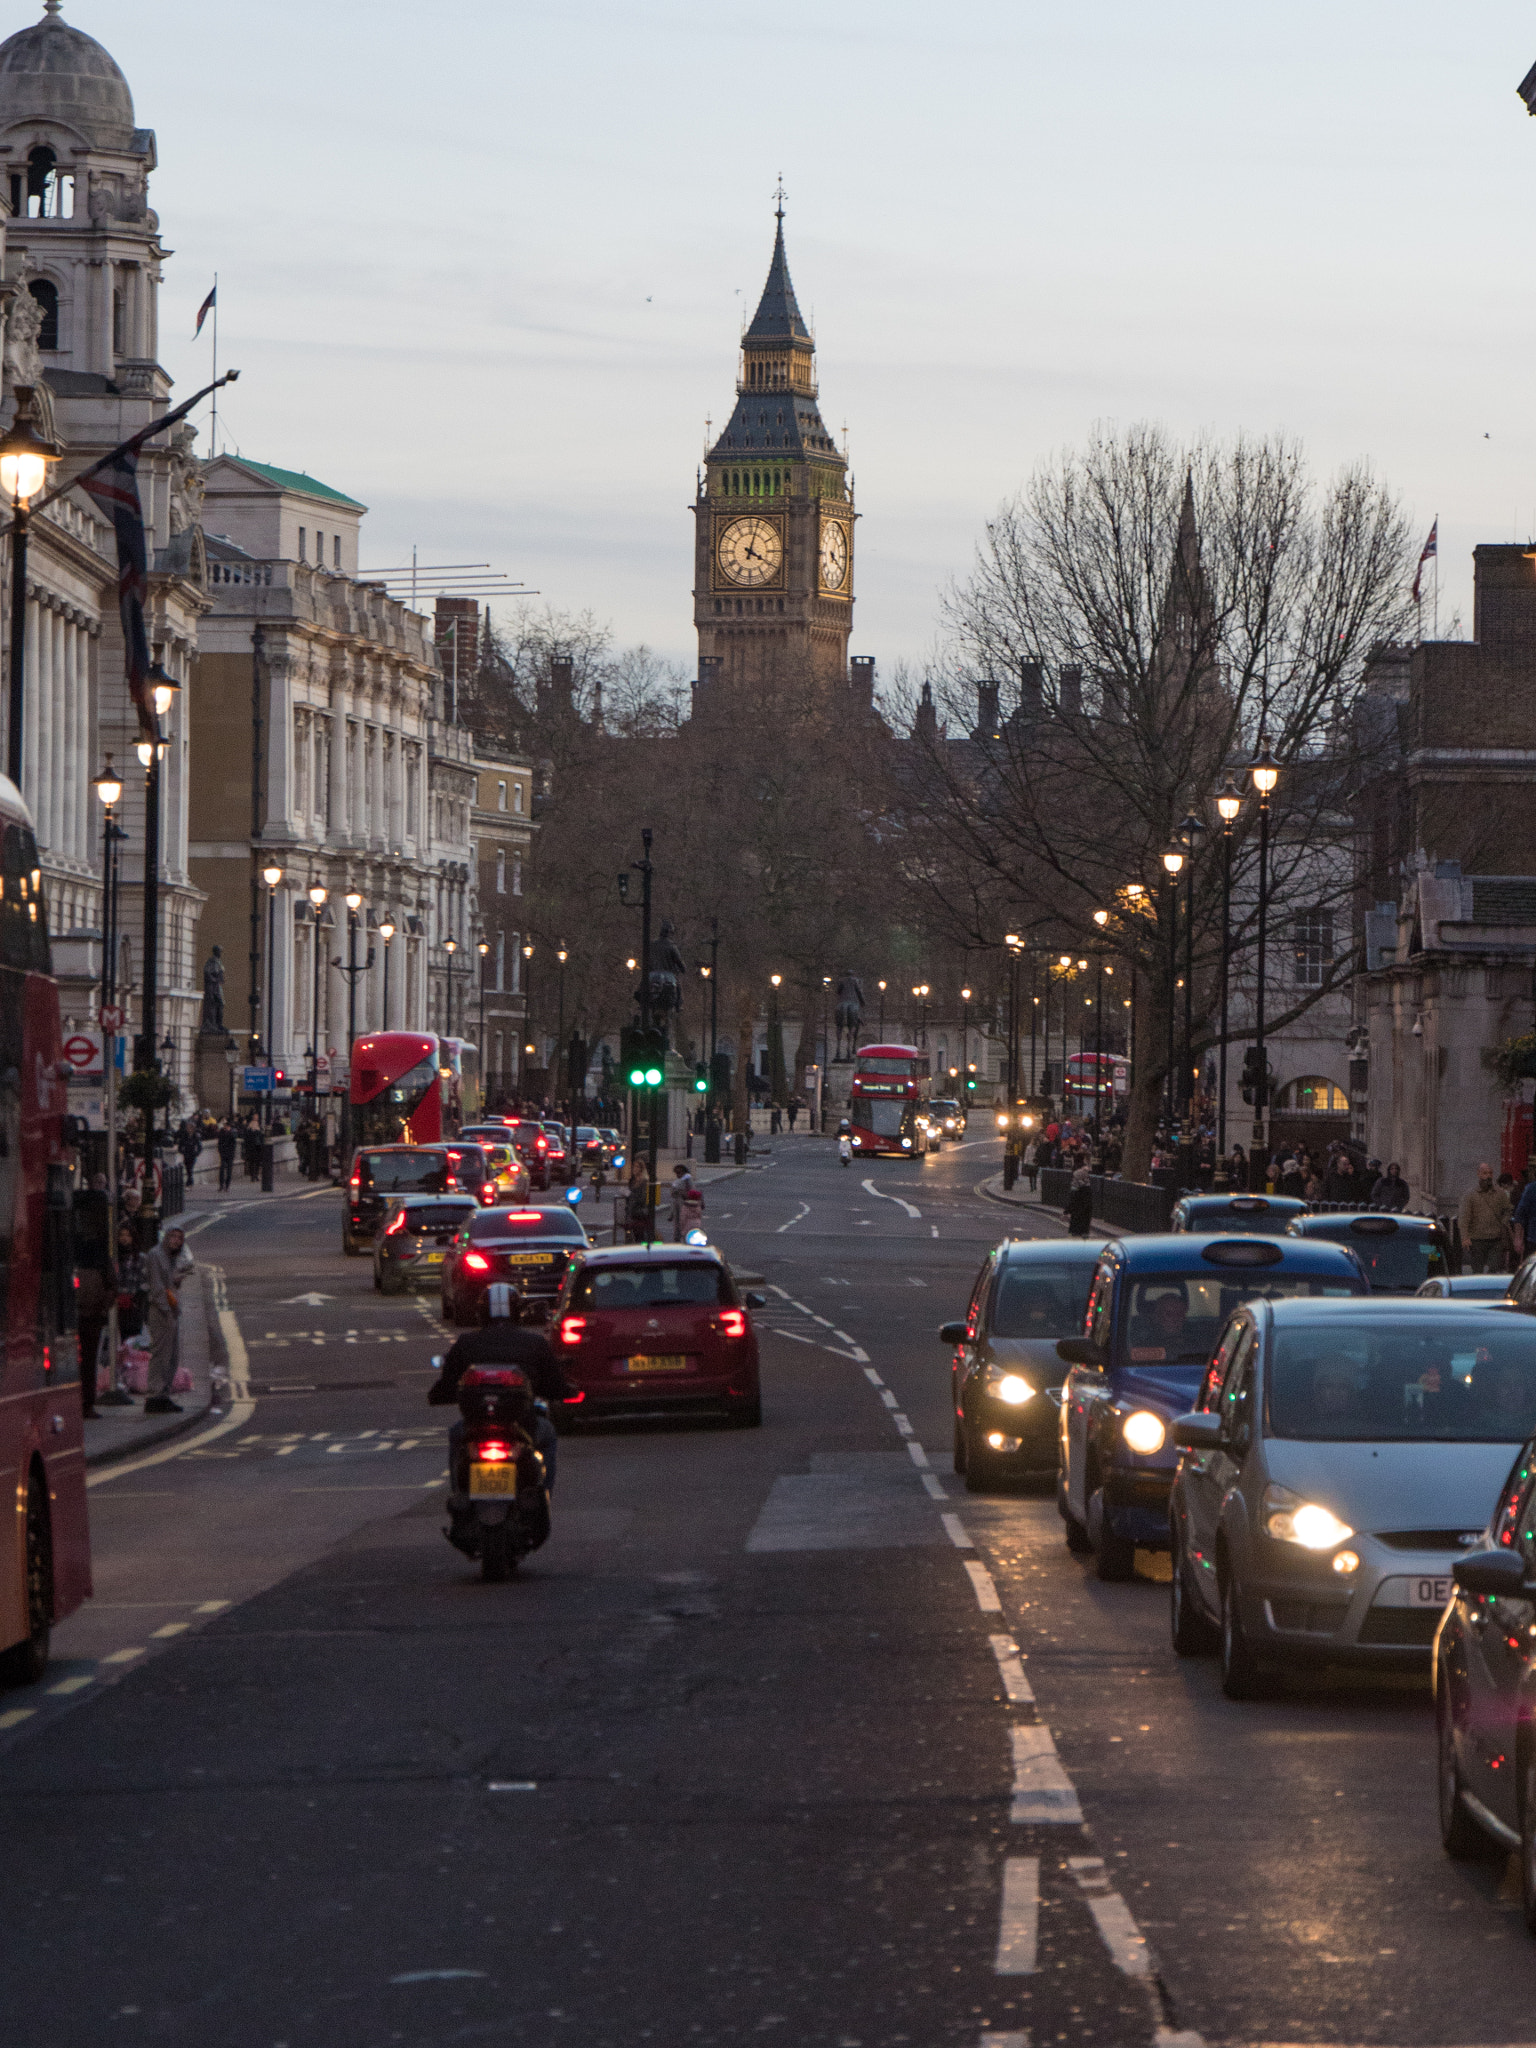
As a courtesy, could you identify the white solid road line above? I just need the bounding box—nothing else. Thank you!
[776,1202,810,1233]
[964,1559,1002,1611]
[941,1512,973,1549]
[994,1857,1040,1975]
[1010,1725,1084,1824]
[988,1633,1035,1704]
[861,1176,921,1219]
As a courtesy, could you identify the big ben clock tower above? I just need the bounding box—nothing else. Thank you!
[693,201,855,694]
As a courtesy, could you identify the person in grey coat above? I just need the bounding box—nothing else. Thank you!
[144,1226,188,1414]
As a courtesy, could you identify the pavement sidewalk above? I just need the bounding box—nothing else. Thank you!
[977,1170,1118,1239]
[83,1257,220,1468]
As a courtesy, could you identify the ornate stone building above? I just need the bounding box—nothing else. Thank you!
[0,2,209,1070]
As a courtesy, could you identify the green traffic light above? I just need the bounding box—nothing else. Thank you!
[644,1065,663,1087]
[628,1067,645,1087]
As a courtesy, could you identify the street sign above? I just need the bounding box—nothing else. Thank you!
[98,1004,123,1033]
[242,1066,274,1093]
[62,1034,98,1073]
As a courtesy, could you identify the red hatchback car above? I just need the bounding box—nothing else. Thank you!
[553,1245,764,1426]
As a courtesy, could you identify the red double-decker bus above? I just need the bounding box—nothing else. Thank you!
[0,778,89,1684]
[349,1031,465,1146]
[1065,1051,1129,1118]
[847,1042,928,1158]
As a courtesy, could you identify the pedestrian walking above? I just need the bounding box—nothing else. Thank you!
[144,1225,189,1414]
[1065,1164,1093,1239]
[668,1163,703,1242]
[1460,1162,1513,1275]
[1323,1153,1359,1204]
[177,1119,202,1186]
[1278,1156,1306,1199]
[770,1104,783,1135]
[216,1120,238,1191]
[1022,1137,1039,1192]
[1369,1162,1410,1213]
[242,1117,263,1182]
[787,1099,800,1133]
[625,1162,651,1243]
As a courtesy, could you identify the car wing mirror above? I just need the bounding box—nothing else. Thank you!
[1055,1336,1103,1367]
[745,1291,766,1308]
[939,1320,968,1346]
[1171,1411,1226,1451]
[1451,1549,1529,1598]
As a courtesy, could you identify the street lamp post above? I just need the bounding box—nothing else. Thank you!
[876,979,886,1040]
[1004,935,1023,1099]
[1250,743,1279,1190]
[307,881,327,1171]
[444,937,459,1042]
[0,390,60,788]
[618,828,657,1231]
[1161,845,1185,1130]
[378,919,395,1031]
[1092,910,1109,1159]
[1214,776,1242,1184]
[960,985,972,1101]
[92,758,123,1334]
[334,889,371,1168]
[477,939,490,1106]
[521,943,535,1094]
[555,945,569,1137]
[1177,813,1207,1147]
[260,861,283,1191]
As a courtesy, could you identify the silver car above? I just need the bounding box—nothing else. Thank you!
[1168,1299,1536,1697]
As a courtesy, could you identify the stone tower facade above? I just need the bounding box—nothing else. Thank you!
[692,208,855,697]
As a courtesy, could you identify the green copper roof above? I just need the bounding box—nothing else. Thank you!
[224,458,364,510]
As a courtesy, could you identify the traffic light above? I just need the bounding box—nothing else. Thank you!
[1240,1045,1262,1105]
[965,1066,978,1093]
[693,1064,708,1094]
[620,1024,667,1089]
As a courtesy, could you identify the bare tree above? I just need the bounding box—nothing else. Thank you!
[903,423,1414,1177]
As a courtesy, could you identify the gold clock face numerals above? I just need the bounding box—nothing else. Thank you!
[716,515,784,589]
[819,516,850,594]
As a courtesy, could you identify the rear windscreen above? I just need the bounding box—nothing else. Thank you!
[1125,1271,1361,1364]
[991,1262,1097,1339]
[1324,1229,1446,1290]
[361,1151,446,1192]
[573,1264,729,1308]
[469,1209,585,1243]
[401,1204,475,1232]
[1268,1318,1536,1441]
[1191,1211,1295,1239]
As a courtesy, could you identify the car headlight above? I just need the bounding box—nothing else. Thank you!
[901,1138,912,1149]
[986,1369,1034,1405]
[1263,1484,1353,1550]
[1121,1409,1166,1455]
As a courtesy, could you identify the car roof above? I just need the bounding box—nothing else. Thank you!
[1259,1296,1524,1327]
[577,1243,727,1268]
[1177,1194,1307,1217]
[384,1192,475,1205]
[996,1237,1100,1265]
[1099,1232,1364,1275]
[1287,1211,1440,1236]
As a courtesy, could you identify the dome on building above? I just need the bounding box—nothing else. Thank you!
[0,4,135,146]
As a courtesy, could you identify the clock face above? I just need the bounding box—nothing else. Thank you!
[716,515,783,589]
[819,517,849,594]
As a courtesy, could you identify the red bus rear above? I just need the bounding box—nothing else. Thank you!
[848,1042,928,1158]
[349,1032,456,1146]
[0,777,89,1683]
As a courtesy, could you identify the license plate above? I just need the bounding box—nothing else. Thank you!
[425,1251,444,1264]
[470,1463,516,1496]
[504,1252,555,1266]
[620,1354,688,1374]
[1408,1575,1453,1607]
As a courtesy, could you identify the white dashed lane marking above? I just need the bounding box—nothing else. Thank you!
[994,1857,1040,1975]
[941,1512,973,1549]
[1010,1725,1084,1824]
[988,1633,1034,1704]
[964,1559,1002,1611]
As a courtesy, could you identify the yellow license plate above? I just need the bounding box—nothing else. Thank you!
[621,1354,688,1374]
[504,1252,554,1266]
[470,1463,516,1495]
[425,1252,444,1263]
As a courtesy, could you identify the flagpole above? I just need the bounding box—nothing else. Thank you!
[210,273,218,459]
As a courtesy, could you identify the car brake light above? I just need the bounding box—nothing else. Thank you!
[536,1137,548,1152]
[349,1172,361,1189]
[384,1210,407,1235]
[462,1251,491,1273]
[561,1389,586,1405]
[559,1315,587,1346]
[445,1174,459,1189]
[481,1182,497,1204]
[719,1309,747,1339]
[507,1211,542,1222]
[476,1439,512,1462]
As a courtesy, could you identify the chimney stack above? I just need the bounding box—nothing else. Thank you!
[850,655,875,706]
[975,680,1001,737]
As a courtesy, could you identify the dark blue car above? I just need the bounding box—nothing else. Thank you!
[1056,1232,1370,1580]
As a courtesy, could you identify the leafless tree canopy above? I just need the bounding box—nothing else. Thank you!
[902,423,1414,1174]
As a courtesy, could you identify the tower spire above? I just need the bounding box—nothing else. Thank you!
[746,198,810,344]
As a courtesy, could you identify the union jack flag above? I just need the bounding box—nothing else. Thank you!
[1412,517,1438,605]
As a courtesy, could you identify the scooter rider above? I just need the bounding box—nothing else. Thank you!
[429,1283,565,1489]
[837,1119,853,1167]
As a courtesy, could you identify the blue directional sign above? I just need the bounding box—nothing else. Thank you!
[242,1066,275,1093]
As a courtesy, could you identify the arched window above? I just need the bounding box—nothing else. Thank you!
[1274,1076,1349,1114]
[28,280,58,352]
[19,145,72,220]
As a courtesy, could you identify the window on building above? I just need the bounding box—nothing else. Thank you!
[512,782,524,815]
[111,287,124,357]
[512,855,523,897]
[315,531,324,566]
[1292,910,1334,989]
[333,534,341,568]
[496,779,506,812]
[511,934,521,993]
[495,931,505,990]
[298,528,307,563]
[1274,1076,1350,1115]
[495,848,506,895]
[27,280,58,353]
[20,147,72,220]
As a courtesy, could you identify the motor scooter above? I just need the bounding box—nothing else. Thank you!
[436,1360,552,1581]
[837,1121,853,1168]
